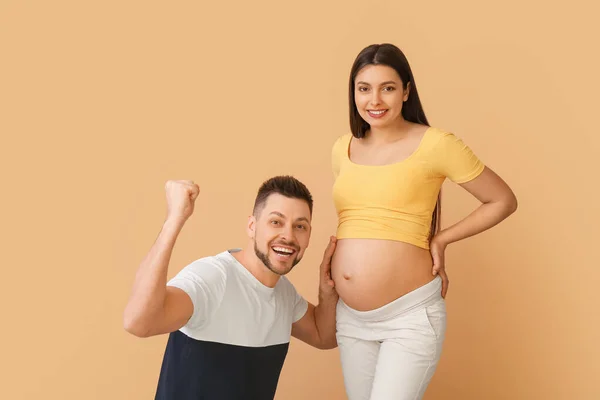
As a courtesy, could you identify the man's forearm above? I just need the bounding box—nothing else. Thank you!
[314,290,338,349]
[124,218,184,334]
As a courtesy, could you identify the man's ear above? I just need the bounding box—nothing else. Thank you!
[247,215,256,239]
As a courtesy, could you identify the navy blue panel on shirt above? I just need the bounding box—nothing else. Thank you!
[155,330,290,400]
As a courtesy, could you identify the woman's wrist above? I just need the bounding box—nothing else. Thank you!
[432,230,451,247]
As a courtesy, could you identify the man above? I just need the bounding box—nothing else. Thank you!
[123,176,338,400]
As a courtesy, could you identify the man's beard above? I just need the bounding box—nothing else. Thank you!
[254,239,301,276]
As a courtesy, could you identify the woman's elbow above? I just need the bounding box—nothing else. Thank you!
[506,192,518,215]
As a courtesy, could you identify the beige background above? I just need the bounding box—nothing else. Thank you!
[1,1,598,399]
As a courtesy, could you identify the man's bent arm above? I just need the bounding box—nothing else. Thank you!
[123,219,193,337]
[124,180,199,338]
[291,237,338,349]
[291,290,338,350]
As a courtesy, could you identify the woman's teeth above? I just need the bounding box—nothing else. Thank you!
[368,109,388,117]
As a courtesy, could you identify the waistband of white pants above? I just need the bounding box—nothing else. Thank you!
[339,275,443,322]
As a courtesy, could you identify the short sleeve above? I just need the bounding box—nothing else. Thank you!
[431,132,485,183]
[167,258,227,330]
[281,278,308,322]
[331,135,347,179]
[292,289,308,322]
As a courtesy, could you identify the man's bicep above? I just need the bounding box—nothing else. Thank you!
[149,287,194,336]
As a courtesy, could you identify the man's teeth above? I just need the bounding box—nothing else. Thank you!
[273,247,294,254]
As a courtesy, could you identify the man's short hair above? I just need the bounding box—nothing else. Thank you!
[253,176,313,217]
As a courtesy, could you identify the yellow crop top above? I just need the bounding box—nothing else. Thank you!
[331,127,485,249]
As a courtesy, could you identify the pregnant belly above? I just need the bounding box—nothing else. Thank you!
[331,238,436,311]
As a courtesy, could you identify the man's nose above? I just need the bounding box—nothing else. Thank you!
[280,225,295,243]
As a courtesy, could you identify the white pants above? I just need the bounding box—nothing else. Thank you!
[336,276,446,400]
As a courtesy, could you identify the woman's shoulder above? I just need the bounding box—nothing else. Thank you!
[333,132,353,144]
[331,132,352,152]
[424,125,453,139]
[422,126,466,148]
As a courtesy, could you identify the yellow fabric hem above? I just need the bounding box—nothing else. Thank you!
[335,230,431,250]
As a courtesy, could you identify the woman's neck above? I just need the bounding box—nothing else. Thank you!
[366,117,414,144]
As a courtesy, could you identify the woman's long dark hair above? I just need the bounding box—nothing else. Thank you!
[348,43,441,241]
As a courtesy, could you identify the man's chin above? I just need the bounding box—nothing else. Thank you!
[268,256,299,275]
[268,260,293,275]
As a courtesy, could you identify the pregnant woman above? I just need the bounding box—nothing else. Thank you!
[330,43,518,400]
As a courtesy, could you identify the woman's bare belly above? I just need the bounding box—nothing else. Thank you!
[331,238,436,311]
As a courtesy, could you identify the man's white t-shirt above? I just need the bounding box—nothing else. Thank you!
[154,249,309,399]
